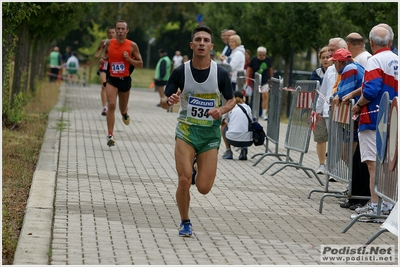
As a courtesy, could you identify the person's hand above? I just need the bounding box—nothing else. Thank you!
[167,90,181,106]
[123,51,129,59]
[352,104,361,116]
[207,108,222,120]
[332,95,340,106]
[342,92,353,104]
[99,57,107,65]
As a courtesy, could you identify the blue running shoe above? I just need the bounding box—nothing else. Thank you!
[179,221,193,237]
[192,157,197,185]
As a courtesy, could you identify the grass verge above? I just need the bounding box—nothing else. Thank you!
[2,82,60,265]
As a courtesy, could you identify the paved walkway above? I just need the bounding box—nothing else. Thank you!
[14,83,397,265]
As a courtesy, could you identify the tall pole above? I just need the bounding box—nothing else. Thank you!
[146,37,155,69]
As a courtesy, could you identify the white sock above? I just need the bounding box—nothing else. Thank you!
[104,106,107,110]
[262,109,267,116]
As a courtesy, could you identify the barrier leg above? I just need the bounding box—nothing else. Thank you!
[259,161,286,175]
[342,214,387,233]
[364,229,388,246]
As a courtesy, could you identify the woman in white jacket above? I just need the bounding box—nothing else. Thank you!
[221,34,245,91]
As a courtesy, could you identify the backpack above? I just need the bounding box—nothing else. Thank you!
[68,61,77,74]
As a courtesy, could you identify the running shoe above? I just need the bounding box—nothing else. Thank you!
[107,135,115,147]
[101,108,107,116]
[222,149,233,159]
[122,113,130,125]
[355,201,375,214]
[179,221,193,237]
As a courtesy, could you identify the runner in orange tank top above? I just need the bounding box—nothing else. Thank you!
[99,20,143,147]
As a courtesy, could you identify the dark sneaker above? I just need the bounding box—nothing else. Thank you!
[107,135,115,147]
[222,149,233,159]
[238,147,248,160]
[192,157,197,185]
[349,203,363,210]
[101,108,107,116]
[340,201,352,209]
[122,113,130,125]
[179,221,193,237]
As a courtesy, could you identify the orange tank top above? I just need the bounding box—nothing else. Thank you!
[108,39,132,77]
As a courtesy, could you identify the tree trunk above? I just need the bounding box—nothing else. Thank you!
[12,21,30,100]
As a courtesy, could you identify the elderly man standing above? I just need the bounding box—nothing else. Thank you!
[377,23,398,55]
[345,32,371,68]
[351,26,398,216]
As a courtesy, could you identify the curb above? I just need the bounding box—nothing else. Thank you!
[13,85,66,265]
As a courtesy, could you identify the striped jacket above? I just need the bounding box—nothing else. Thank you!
[359,47,398,131]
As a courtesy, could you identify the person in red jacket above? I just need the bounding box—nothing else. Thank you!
[100,20,143,147]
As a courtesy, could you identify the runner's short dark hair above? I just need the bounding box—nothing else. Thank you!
[191,25,213,42]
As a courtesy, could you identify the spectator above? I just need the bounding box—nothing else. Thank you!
[220,34,245,91]
[49,46,61,82]
[65,51,80,84]
[172,50,183,69]
[155,48,172,106]
[219,29,236,61]
[244,49,251,70]
[351,25,398,216]
[182,55,189,63]
[221,90,253,160]
[246,46,273,121]
[310,46,331,174]
[339,33,372,209]
[62,46,72,65]
[345,32,371,68]
[328,48,368,210]
[314,37,347,181]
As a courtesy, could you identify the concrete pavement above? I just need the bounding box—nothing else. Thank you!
[14,83,397,265]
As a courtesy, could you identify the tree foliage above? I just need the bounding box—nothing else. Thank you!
[3,2,398,123]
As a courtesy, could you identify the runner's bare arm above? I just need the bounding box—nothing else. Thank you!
[99,40,110,66]
[208,97,236,120]
[94,39,106,59]
[128,42,143,68]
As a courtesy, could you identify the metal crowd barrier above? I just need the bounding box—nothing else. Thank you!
[342,93,398,240]
[252,76,288,165]
[307,99,370,212]
[236,72,262,121]
[258,80,324,186]
[236,70,245,92]
[251,73,262,121]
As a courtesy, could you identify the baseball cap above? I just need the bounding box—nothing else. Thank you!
[328,48,352,61]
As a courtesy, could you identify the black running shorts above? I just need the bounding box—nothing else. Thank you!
[107,76,132,92]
